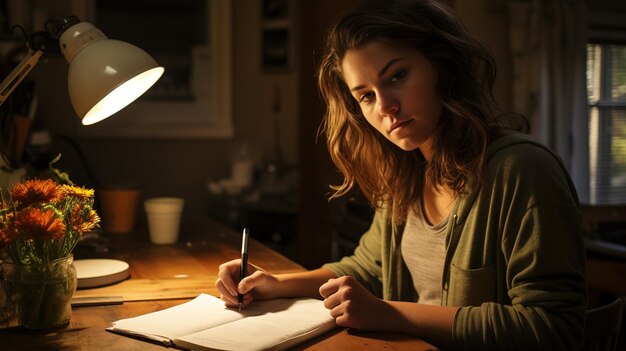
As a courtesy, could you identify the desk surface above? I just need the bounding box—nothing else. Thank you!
[0,219,434,350]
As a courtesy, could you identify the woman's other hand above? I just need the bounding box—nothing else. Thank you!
[319,275,391,330]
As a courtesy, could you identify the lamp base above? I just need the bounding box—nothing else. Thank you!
[74,259,130,289]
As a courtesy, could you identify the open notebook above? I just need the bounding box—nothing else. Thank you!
[107,294,336,351]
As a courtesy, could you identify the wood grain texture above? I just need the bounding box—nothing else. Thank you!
[73,277,218,301]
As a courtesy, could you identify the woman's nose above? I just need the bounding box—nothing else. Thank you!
[378,94,399,118]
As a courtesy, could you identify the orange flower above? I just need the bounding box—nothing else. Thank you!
[70,204,100,233]
[59,185,95,200]
[14,207,66,240]
[10,179,62,206]
[0,227,19,247]
[1,162,102,263]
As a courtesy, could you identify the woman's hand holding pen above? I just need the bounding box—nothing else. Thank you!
[319,275,393,331]
[215,260,280,308]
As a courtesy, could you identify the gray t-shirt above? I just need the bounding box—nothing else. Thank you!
[401,201,448,305]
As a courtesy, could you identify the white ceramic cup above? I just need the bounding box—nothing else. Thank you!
[144,197,184,244]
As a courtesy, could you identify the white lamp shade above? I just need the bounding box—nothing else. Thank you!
[59,20,164,125]
[67,39,164,125]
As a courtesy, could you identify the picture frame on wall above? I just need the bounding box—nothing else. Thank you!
[261,0,292,71]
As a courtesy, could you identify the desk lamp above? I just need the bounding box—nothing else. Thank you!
[0,16,164,290]
[0,15,164,124]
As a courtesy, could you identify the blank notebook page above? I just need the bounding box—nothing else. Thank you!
[177,298,335,351]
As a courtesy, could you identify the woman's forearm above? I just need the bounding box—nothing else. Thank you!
[274,268,338,299]
[384,301,458,349]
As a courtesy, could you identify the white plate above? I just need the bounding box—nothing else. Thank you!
[74,259,130,289]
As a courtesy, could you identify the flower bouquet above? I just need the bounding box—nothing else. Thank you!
[0,158,100,329]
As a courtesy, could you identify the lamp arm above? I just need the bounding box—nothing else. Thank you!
[0,48,45,106]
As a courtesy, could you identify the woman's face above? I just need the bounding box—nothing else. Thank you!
[341,41,443,153]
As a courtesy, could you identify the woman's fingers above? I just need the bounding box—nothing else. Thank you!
[324,292,344,311]
[329,304,347,321]
[238,269,270,294]
[319,277,340,298]
[216,279,238,304]
[216,260,241,296]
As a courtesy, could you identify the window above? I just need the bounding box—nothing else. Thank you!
[587,43,626,204]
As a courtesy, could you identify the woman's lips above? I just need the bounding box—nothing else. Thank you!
[389,119,413,134]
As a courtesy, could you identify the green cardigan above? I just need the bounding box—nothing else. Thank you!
[323,133,587,350]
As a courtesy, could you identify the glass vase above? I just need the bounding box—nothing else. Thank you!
[1,255,77,330]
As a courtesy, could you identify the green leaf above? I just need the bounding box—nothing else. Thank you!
[48,154,74,186]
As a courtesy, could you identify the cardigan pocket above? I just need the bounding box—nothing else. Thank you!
[448,263,496,306]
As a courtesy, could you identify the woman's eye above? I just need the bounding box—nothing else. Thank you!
[359,92,375,103]
[390,70,407,83]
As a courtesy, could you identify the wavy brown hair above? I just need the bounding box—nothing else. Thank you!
[318,0,526,223]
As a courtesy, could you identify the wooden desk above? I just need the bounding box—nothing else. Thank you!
[0,219,434,350]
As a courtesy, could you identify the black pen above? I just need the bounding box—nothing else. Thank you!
[238,228,249,311]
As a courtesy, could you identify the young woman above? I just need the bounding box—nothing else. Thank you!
[216,1,586,349]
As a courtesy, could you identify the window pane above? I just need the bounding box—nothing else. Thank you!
[587,44,600,102]
[610,108,626,188]
[609,45,626,101]
[592,108,626,204]
[589,106,600,203]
